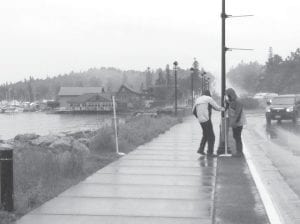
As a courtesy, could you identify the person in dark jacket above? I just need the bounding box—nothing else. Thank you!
[225,88,246,157]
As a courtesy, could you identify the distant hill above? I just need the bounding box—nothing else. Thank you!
[0,67,146,101]
[0,66,215,102]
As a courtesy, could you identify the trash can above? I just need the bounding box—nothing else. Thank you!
[0,144,13,211]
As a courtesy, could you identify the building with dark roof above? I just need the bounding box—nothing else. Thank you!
[68,93,113,112]
[57,87,104,109]
[116,84,145,109]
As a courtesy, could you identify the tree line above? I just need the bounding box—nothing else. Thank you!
[227,47,300,94]
[0,63,214,102]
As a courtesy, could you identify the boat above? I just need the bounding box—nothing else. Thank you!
[1,106,24,113]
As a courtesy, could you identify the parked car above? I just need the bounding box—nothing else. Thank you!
[265,94,300,124]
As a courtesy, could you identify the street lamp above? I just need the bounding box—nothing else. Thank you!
[217,0,253,155]
[206,77,210,91]
[190,67,195,107]
[200,70,206,93]
[173,61,178,116]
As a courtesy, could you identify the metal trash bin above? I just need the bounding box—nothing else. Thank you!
[0,144,14,211]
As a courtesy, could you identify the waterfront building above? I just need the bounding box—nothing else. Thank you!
[116,84,145,110]
[68,93,113,112]
[57,87,104,109]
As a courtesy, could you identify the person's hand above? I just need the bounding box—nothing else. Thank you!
[221,107,225,111]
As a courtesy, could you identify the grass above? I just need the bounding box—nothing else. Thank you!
[90,115,180,153]
[0,115,181,224]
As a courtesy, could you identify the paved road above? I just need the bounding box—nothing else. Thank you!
[243,112,300,223]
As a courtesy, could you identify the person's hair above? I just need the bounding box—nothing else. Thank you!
[202,90,211,97]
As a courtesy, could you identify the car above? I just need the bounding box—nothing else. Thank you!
[254,92,278,100]
[265,94,300,124]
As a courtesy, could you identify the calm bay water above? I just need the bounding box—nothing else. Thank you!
[0,112,121,140]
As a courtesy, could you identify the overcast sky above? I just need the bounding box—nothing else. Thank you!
[1,0,300,83]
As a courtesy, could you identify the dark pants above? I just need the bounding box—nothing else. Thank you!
[199,120,215,154]
[232,126,243,153]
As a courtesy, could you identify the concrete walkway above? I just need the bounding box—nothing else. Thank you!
[17,117,217,224]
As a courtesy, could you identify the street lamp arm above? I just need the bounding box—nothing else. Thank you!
[227,47,254,51]
[227,14,254,18]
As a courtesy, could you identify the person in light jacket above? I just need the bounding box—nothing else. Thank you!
[225,88,247,157]
[193,90,224,156]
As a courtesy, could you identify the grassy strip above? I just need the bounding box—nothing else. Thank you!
[0,115,180,224]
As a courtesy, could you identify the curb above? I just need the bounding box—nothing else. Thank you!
[243,142,283,224]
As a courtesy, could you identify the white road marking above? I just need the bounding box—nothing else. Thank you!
[243,143,283,224]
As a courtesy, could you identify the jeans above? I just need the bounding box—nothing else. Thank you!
[232,126,243,153]
[199,120,215,154]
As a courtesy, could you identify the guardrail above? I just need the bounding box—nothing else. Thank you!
[0,144,13,211]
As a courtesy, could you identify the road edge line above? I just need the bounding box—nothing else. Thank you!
[243,143,283,224]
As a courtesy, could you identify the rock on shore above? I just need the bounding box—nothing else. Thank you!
[13,132,90,155]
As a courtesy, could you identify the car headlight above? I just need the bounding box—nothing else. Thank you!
[286,107,294,112]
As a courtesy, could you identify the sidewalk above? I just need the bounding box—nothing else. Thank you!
[17,117,269,224]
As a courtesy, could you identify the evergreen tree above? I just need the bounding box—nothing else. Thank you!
[166,64,171,86]
[145,67,153,89]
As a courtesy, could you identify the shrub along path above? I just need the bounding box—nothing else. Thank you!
[17,117,217,224]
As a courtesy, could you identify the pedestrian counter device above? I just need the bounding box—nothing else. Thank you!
[0,144,14,211]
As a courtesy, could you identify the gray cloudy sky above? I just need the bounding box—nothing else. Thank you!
[1,0,300,83]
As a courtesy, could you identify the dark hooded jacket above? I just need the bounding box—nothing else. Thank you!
[225,88,246,127]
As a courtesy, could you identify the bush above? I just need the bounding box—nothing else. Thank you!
[90,116,180,153]
[89,126,115,152]
[13,145,86,215]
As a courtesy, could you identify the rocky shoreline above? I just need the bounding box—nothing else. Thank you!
[6,130,97,155]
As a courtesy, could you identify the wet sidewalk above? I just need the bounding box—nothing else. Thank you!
[17,117,270,224]
[17,117,217,224]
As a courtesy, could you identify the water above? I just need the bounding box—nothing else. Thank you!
[0,112,123,140]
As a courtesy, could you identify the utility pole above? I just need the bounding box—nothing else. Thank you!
[173,61,178,116]
[217,0,229,155]
[217,0,253,155]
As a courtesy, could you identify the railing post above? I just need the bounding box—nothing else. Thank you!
[0,144,14,211]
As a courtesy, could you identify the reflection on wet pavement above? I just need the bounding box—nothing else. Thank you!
[265,119,300,140]
[198,156,217,168]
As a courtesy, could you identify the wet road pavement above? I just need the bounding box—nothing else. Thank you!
[16,116,270,224]
[243,111,300,223]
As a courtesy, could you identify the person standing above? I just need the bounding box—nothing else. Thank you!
[193,90,224,156]
[225,88,247,157]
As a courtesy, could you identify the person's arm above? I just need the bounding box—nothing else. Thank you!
[192,103,198,118]
[192,98,199,117]
[208,97,223,111]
